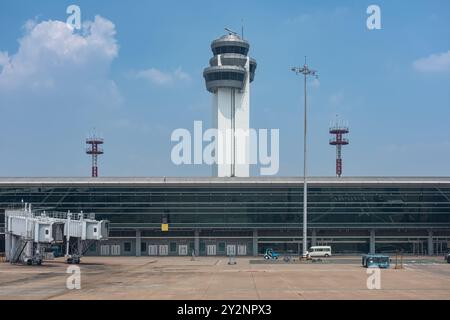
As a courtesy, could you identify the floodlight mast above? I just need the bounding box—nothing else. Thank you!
[291,57,319,258]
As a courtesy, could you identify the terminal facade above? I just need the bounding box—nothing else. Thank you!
[1,177,449,256]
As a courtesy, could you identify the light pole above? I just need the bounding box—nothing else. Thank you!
[291,57,318,258]
[65,211,71,257]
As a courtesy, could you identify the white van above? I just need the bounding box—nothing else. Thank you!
[308,246,332,258]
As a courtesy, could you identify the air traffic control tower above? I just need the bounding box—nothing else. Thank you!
[203,30,257,177]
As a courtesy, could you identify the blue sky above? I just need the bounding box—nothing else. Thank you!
[0,0,449,177]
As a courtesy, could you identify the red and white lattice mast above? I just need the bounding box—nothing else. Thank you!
[86,134,104,177]
[329,118,349,177]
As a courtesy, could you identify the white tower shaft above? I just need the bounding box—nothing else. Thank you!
[213,58,250,177]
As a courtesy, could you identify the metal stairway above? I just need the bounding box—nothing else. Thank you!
[69,239,95,255]
[81,240,95,255]
[11,238,28,263]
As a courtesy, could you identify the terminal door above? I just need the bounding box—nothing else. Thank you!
[159,244,168,256]
[111,245,121,256]
[207,244,216,256]
[178,245,188,256]
[237,244,247,255]
[226,244,236,256]
[100,245,110,256]
[148,245,158,256]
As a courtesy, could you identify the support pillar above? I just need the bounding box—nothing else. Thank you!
[427,230,433,256]
[5,233,11,261]
[252,230,258,256]
[25,241,33,258]
[194,229,200,256]
[10,235,17,262]
[135,230,141,257]
[369,229,376,254]
[77,238,82,255]
[4,214,9,261]
[311,229,317,247]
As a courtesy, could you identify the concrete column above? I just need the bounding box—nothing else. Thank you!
[3,214,8,260]
[5,233,11,261]
[369,229,376,254]
[194,229,200,256]
[427,230,433,256]
[311,229,317,247]
[10,235,17,261]
[135,230,141,257]
[25,241,33,258]
[252,229,258,256]
[77,238,82,255]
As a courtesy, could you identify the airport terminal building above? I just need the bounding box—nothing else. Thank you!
[4,35,448,258]
[1,177,449,257]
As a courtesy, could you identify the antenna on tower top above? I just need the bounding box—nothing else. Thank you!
[86,131,104,178]
[241,19,244,39]
[224,27,238,36]
[329,116,349,177]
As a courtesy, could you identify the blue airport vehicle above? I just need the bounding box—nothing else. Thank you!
[50,245,63,258]
[264,248,280,260]
[362,254,390,268]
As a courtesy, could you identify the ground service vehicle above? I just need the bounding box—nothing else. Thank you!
[50,245,63,257]
[308,246,332,258]
[362,254,390,268]
[264,248,280,260]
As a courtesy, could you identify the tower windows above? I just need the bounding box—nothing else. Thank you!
[212,46,248,55]
[204,71,245,82]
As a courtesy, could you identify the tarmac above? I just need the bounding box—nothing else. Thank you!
[0,256,449,300]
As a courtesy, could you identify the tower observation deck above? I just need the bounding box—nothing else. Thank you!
[203,31,257,177]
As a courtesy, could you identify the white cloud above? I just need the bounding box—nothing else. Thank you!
[174,67,190,81]
[135,68,172,85]
[135,66,191,86]
[413,50,450,73]
[23,18,39,33]
[0,15,121,107]
[0,51,9,69]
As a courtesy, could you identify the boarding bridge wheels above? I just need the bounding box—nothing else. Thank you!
[66,255,81,264]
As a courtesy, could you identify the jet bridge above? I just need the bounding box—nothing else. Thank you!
[64,212,109,240]
[4,204,108,265]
